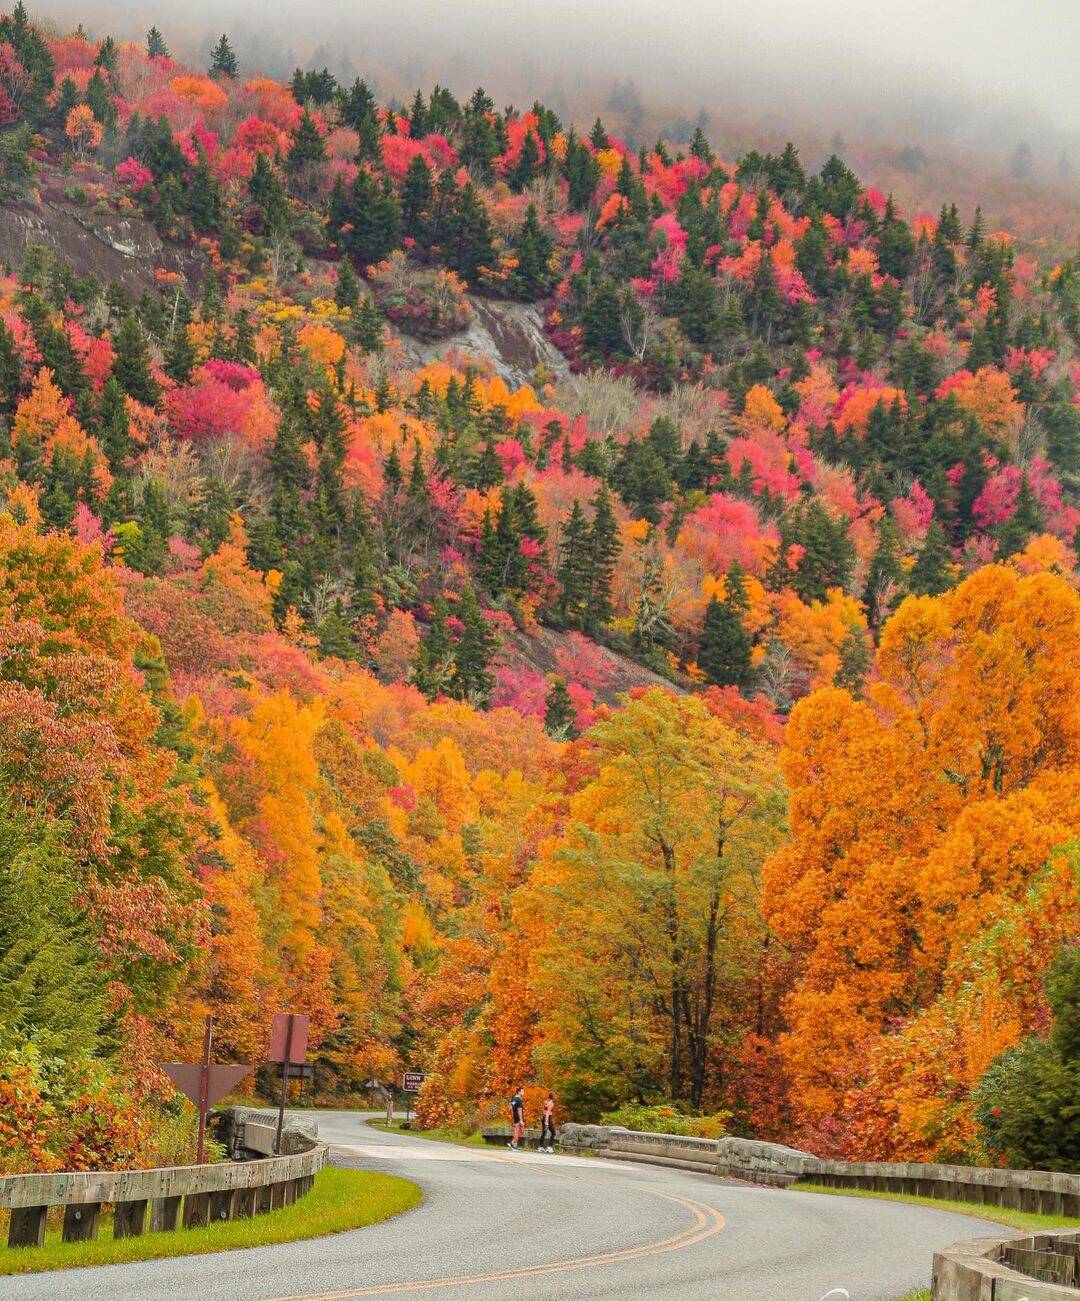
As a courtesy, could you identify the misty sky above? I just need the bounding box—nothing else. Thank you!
[31,0,1080,148]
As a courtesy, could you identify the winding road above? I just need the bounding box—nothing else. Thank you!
[1,1111,1005,1300]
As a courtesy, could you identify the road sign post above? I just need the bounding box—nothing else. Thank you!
[269,1012,310,1155]
[402,1070,427,1124]
[160,1015,252,1165]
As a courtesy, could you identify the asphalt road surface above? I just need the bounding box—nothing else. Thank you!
[1,1111,1005,1301]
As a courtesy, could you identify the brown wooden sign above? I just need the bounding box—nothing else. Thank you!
[160,1063,253,1109]
[159,1016,252,1164]
[268,1012,309,1064]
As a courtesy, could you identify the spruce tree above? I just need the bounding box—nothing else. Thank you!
[452,585,496,704]
[586,486,620,629]
[112,313,159,404]
[909,520,954,595]
[164,291,195,383]
[442,182,496,286]
[511,204,554,300]
[146,26,169,58]
[699,562,752,688]
[209,33,238,79]
[400,154,434,247]
[335,257,361,312]
[556,499,591,627]
[414,597,453,697]
[544,677,577,739]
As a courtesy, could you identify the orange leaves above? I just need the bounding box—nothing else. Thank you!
[169,74,228,115]
[833,383,906,438]
[64,103,102,154]
[741,383,786,432]
[13,367,112,499]
[935,366,1024,443]
[766,565,1080,1155]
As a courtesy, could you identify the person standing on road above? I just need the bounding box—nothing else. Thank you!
[540,1091,557,1152]
[508,1085,525,1149]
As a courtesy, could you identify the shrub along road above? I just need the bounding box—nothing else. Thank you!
[0,1112,1009,1300]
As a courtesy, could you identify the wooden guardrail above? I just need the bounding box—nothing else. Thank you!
[0,1114,326,1248]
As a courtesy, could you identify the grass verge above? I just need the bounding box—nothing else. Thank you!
[792,1182,1079,1233]
[0,1166,421,1276]
[367,1118,486,1147]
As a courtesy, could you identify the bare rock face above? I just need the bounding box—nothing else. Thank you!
[398,297,570,388]
[0,198,203,295]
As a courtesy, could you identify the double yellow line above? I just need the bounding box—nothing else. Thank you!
[273,1177,725,1298]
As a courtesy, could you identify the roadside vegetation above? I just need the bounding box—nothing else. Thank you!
[792,1183,1080,1234]
[0,1168,421,1276]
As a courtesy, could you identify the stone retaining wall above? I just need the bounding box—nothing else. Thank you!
[481,1125,1080,1213]
[932,1229,1080,1300]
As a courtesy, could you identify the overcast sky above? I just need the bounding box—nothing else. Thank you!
[33,0,1080,150]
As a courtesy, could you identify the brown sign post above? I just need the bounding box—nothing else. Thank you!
[161,1016,252,1165]
[268,1012,310,1155]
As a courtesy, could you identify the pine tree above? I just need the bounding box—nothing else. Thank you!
[510,128,540,192]
[556,499,592,627]
[400,153,434,247]
[544,677,577,739]
[335,257,361,312]
[414,596,453,697]
[164,291,195,383]
[997,472,1043,557]
[97,376,131,470]
[699,562,752,688]
[586,486,620,629]
[209,33,238,79]
[287,111,326,173]
[511,204,554,299]
[909,520,954,595]
[146,26,169,58]
[452,585,496,704]
[112,313,159,404]
[0,800,107,1059]
[340,78,381,159]
[442,182,496,286]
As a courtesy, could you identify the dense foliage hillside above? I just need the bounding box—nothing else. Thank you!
[0,5,1077,1173]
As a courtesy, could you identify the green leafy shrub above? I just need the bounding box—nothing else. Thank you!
[600,1103,730,1138]
[974,944,1080,1172]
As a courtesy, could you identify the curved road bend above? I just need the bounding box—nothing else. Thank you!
[1,1111,1006,1301]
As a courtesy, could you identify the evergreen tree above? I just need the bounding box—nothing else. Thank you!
[287,111,326,173]
[909,520,954,595]
[415,597,454,698]
[556,499,592,627]
[451,585,496,704]
[0,800,107,1059]
[510,204,554,299]
[510,128,540,192]
[778,498,855,603]
[544,677,577,739]
[442,182,496,285]
[164,291,195,384]
[344,169,401,266]
[400,153,434,247]
[112,313,159,404]
[209,33,238,79]
[586,486,620,629]
[997,472,1043,557]
[146,26,169,58]
[335,257,361,312]
[340,78,381,158]
[97,376,131,470]
[699,562,752,688]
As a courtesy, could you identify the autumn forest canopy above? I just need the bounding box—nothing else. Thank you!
[0,4,1077,1176]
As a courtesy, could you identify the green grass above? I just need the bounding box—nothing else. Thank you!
[0,1166,421,1276]
[792,1182,1080,1233]
[366,1118,486,1147]
[891,1290,930,1301]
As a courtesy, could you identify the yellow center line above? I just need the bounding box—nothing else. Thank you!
[271,1182,725,1299]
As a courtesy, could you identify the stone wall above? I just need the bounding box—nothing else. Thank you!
[481,1125,1080,1214]
[932,1230,1080,1300]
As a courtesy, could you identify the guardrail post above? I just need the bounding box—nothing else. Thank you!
[7,1206,47,1248]
[282,1178,299,1206]
[209,1189,234,1223]
[256,1184,274,1214]
[150,1195,181,1232]
[270,1180,287,1210]
[114,1199,148,1238]
[62,1202,101,1242]
[183,1192,211,1228]
[234,1187,257,1218]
